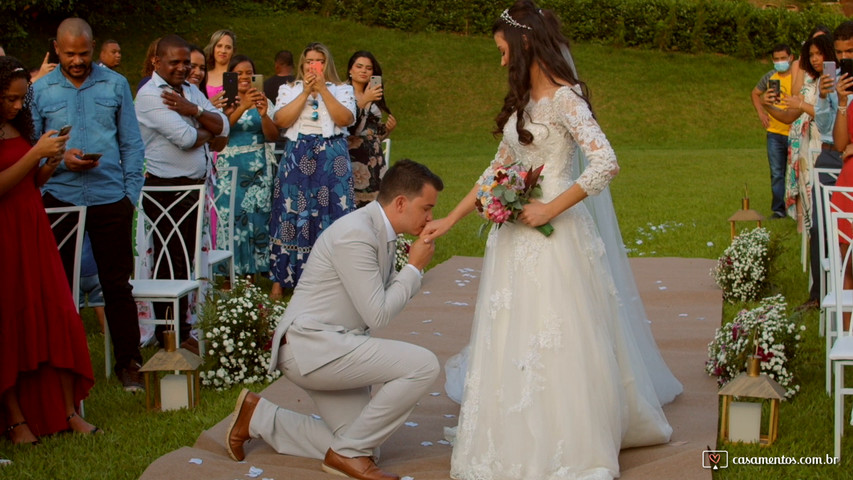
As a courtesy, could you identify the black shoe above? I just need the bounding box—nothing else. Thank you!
[118,362,145,393]
[795,298,820,312]
[771,212,786,219]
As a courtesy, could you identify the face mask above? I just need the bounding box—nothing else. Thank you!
[774,61,790,73]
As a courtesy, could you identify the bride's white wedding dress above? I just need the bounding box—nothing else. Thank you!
[448,86,681,480]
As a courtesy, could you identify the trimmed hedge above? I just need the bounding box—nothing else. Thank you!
[2,0,848,59]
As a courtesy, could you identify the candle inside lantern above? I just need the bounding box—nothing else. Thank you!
[160,374,189,411]
[728,401,761,443]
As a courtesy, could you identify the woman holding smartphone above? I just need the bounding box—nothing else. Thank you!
[346,51,397,208]
[215,55,278,279]
[203,30,236,100]
[0,56,99,444]
[269,42,355,298]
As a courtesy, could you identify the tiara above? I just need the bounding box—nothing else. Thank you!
[500,9,532,30]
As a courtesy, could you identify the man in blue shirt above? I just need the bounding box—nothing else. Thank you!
[32,18,146,392]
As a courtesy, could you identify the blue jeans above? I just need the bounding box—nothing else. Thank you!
[766,132,788,216]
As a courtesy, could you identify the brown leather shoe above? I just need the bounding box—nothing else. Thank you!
[225,389,260,461]
[321,448,399,480]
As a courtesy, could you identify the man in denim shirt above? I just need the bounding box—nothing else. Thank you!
[32,18,146,392]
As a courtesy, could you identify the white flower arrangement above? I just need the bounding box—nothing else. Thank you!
[705,295,805,398]
[395,234,412,272]
[197,278,287,390]
[711,227,771,303]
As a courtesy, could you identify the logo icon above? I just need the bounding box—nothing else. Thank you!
[702,450,728,470]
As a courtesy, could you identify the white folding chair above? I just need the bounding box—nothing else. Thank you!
[207,166,237,286]
[382,138,391,166]
[815,167,843,338]
[822,185,853,393]
[45,206,88,312]
[45,206,88,408]
[828,210,853,458]
[129,185,206,350]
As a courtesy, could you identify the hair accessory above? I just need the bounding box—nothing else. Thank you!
[500,9,532,30]
[12,67,24,72]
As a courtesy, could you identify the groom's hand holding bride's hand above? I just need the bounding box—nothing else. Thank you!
[408,234,436,271]
[421,218,450,244]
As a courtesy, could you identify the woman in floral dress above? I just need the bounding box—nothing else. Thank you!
[269,42,355,297]
[346,51,397,208]
[217,55,279,277]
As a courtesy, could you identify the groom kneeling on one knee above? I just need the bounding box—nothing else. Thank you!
[226,159,444,480]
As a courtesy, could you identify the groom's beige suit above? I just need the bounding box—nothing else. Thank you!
[250,201,440,459]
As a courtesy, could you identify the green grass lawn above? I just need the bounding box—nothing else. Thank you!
[2,7,847,480]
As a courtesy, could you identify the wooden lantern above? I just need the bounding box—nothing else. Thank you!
[728,197,765,241]
[718,356,786,446]
[139,330,203,411]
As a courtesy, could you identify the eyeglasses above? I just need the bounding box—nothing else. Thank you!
[311,99,319,121]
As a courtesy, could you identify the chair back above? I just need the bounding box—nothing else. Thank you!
[137,185,206,281]
[382,138,391,166]
[209,166,238,253]
[829,209,853,336]
[816,167,842,267]
[45,206,87,312]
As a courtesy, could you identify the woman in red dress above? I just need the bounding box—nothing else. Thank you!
[0,56,98,444]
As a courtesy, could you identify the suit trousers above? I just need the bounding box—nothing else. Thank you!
[250,336,439,459]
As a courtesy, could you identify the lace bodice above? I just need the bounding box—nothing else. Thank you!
[480,85,619,200]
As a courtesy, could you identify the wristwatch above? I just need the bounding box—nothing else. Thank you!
[194,105,204,119]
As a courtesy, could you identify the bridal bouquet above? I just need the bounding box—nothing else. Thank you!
[394,234,412,272]
[197,278,287,390]
[475,162,554,236]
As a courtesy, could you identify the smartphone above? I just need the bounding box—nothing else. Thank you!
[369,75,382,90]
[47,38,59,64]
[767,79,780,100]
[57,125,72,136]
[223,71,238,106]
[841,59,853,80]
[824,61,837,81]
[311,62,323,75]
[251,74,264,92]
[81,153,102,162]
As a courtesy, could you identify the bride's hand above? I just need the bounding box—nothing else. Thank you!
[519,200,553,227]
[422,218,451,242]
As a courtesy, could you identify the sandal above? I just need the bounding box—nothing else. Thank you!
[66,412,104,435]
[5,421,39,445]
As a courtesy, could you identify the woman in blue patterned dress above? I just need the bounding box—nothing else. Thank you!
[270,43,355,298]
[216,55,279,278]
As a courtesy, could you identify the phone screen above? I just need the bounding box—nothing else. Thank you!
[223,72,238,105]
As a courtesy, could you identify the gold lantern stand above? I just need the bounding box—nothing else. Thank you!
[728,196,765,241]
[718,356,787,446]
[139,330,203,411]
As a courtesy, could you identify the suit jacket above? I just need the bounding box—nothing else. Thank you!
[268,201,422,375]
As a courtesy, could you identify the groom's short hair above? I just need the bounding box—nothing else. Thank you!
[378,159,443,204]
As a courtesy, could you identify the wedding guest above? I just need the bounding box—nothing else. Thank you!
[78,234,107,334]
[226,160,443,480]
[0,55,100,443]
[216,54,278,279]
[98,39,121,70]
[204,29,236,100]
[264,50,295,101]
[269,42,356,298]
[346,51,397,208]
[33,18,147,392]
[136,37,160,93]
[135,34,229,351]
[423,2,677,478]
[751,44,794,220]
[791,25,832,99]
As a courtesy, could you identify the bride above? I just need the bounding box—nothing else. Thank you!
[422,2,682,479]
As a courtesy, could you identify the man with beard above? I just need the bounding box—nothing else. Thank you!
[31,18,146,392]
[134,34,228,352]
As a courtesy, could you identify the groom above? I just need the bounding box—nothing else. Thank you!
[226,159,444,480]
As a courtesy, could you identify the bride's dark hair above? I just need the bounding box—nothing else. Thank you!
[493,0,591,145]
